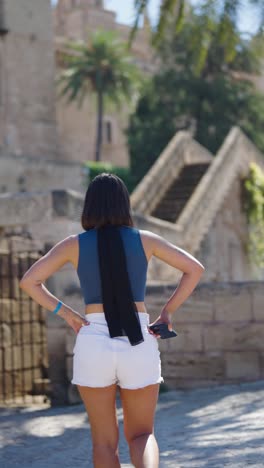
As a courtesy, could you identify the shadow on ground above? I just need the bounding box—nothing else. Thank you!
[1,379,264,467]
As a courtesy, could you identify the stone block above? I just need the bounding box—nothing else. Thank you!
[32,378,51,395]
[19,369,41,393]
[214,288,252,322]
[0,323,12,347]
[0,191,52,226]
[0,367,42,399]
[0,252,19,276]
[0,299,19,322]
[2,344,43,371]
[225,351,260,379]
[161,324,203,352]
[12,322,43,345]
[163,378,225,390]
[173,304,214,323]
[1,277,20,299]
[0,299,45,322]
[161,352,225,379]
[203,323,264,351]
[173,286,215,323]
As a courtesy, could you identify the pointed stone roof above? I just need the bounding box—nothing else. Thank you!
[130,126,264,254]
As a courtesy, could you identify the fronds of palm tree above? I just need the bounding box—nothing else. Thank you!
[130,0,264,73]
[57,30,140,162]
[129,0,185,47]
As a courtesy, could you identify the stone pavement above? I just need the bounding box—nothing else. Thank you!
[1,379,264,468]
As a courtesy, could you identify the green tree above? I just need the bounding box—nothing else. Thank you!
[127,7,264,185]
[131,1,264,75]
[57,30,139,162]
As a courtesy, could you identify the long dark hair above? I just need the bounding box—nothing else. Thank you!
[81,172,134,230]
[81,173,144,346]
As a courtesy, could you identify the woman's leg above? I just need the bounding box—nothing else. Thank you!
[77,383,120,468]
[119,383,160,468]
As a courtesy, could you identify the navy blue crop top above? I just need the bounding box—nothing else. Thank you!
[77,226,148,305]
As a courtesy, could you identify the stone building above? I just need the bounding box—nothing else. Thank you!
[0,0,86,195]
[0,0,58,159]
[53,0,155,166]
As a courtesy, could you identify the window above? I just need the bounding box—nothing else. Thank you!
[105,121,112,144]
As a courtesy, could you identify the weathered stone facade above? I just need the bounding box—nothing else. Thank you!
[198,177,251,282]
[0,0,58,158]
[146,281,264,389]
[0,152,86,194]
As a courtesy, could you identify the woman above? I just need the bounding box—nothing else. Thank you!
[19,173,205,468]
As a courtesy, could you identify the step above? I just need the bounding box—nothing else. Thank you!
[151,163,210,222]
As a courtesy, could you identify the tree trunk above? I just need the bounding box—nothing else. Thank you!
[95,90,103,162]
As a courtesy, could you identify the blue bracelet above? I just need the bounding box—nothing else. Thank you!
[53,300,63,314]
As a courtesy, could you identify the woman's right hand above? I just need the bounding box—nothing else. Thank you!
[62,308,90,334]
[148,308,173,338]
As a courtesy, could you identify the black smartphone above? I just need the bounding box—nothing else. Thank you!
[149,323,177,339]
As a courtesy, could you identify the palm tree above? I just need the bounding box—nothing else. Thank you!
[130,0,264,74]
[57,30,139,162]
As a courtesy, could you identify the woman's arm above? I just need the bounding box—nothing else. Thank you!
[147,231,205,331]
[19,235,89,332]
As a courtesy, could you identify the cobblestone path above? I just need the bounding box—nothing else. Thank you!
[1,380,264,467]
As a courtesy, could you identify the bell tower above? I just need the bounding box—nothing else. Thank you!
[0,0,58,157]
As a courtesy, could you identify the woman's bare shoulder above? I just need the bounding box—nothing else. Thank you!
[139,229,205,272]
[138,229,166,248]
[53,234,79,268]
[138,229,163,261]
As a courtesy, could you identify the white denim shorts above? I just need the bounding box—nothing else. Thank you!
[71,311,164,389]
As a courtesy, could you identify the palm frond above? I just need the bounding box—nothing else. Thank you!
[128,0,148,48]
[56,29,140,110]
[153,0,185,46]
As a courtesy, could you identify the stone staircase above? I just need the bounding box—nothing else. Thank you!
[131,127,264,255]
[150,163,210,222]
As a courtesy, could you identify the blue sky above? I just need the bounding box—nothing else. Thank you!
[51,0,260,35]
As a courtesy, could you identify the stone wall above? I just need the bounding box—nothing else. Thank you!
[0,249,49,402]
[197,177,252,282]
[60,280,264,403]
[145,281,264,389]
[0,153,86,194]
[0,0,58,158]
